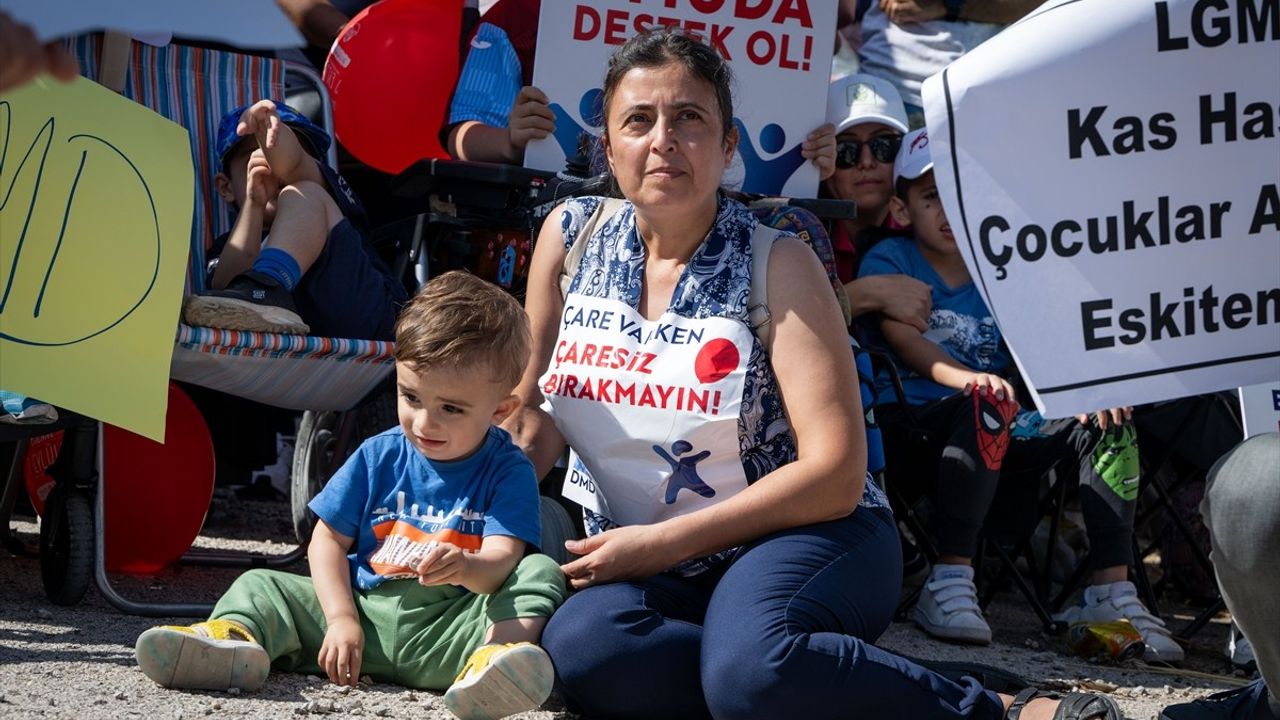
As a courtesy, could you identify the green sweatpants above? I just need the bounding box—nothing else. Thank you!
[210,554,566,689]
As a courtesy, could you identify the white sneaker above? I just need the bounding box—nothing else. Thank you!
[1227,623,1256,672]
[912,564,992,645]
[1056,581,1185,663]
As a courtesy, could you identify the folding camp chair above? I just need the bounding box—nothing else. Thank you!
[8,34,404,617]
[864,351,1076,633]
[1126,393,1242,641]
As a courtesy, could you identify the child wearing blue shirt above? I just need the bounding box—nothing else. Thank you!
[858,129,1182,663]
[136,272,567,719]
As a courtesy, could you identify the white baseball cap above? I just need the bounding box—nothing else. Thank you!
[826,74,909,135]
[894,128,933,185]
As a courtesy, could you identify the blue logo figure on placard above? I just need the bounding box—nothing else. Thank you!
[549,88,605,162]
[653,440,714,505]
[733,118,807,195]
[497,245,516,288]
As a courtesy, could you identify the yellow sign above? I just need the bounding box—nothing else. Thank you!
[0,76,193,441]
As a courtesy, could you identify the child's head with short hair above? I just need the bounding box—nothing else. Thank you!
[889,128,956,256]
[392,271,531,461]
[212,101,330,223]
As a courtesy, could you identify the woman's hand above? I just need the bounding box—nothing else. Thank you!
[560,525,676,590]
[802,123,837,181]
[415,542,469,587]
[845,274,933,330]
[317,616,363,687]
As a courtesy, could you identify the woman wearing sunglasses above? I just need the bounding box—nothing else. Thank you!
[825,73,934,334]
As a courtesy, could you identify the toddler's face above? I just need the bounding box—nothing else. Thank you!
[898,171,955,256]
[395,361,518,462]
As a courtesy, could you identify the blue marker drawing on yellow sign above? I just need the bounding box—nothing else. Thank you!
[0,76,193,441]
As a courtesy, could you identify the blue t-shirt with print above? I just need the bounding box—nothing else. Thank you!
[308,425,541,591]
[858,236,1012,406]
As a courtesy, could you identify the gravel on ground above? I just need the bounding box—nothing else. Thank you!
[0,493,1252,719]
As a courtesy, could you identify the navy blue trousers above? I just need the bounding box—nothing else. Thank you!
[542,507,1005,719]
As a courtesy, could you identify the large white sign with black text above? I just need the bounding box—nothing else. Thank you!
[923,0,1280,418]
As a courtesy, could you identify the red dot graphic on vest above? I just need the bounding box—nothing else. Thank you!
[694,339,739,384]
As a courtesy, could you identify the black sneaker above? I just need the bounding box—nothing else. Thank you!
[1160,679,1276,720]
[183,270,310,334]
[901,531,931,589]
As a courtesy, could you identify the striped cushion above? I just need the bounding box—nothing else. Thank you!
[171,325,394,411]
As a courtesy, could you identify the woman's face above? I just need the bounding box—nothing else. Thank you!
[825,122,901,221]
[604,63,736,216]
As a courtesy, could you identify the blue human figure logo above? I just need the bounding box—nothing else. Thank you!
[548,88,604,161]
[497,245,516,288]
[653,440,714,505]
[733,118,807,195]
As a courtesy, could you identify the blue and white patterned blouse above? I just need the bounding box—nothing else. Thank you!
[558,194,890,513]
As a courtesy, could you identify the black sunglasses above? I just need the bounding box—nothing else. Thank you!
[835,135,902,168]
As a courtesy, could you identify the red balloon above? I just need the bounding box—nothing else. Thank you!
[101,383,215,575]
[324,0,463,173]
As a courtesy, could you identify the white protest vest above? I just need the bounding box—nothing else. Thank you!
[543,293,755,528]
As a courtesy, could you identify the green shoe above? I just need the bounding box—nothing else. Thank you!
[443,642,554,720]
[135,619,269,691]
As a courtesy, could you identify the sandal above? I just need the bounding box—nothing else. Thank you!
[1006,687,1123,720]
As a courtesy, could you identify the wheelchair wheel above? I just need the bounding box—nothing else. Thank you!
[40,482,94,606]
[291,388,399,544]
[292,410,338,545]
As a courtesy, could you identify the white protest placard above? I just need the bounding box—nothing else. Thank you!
[4,0,303,49]
[1239,382,1280,437]
[922,0,1280,419]
[526,0,836,198]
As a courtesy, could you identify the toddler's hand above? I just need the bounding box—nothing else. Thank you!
[962,373,1016,403]
[318,616,363,687]
[1076,407,1132,431]
[244,149,278,207]
[881,0,947,25]
[415,542,468,586]
[237,99,283,153]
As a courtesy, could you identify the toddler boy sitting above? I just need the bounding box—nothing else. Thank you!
[137,272,568,719]
[183,99,405,340]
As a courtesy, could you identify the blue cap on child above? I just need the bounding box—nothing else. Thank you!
[215,101,332,170]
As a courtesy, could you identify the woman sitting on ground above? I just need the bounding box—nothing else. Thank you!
[508,27,1123,720]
